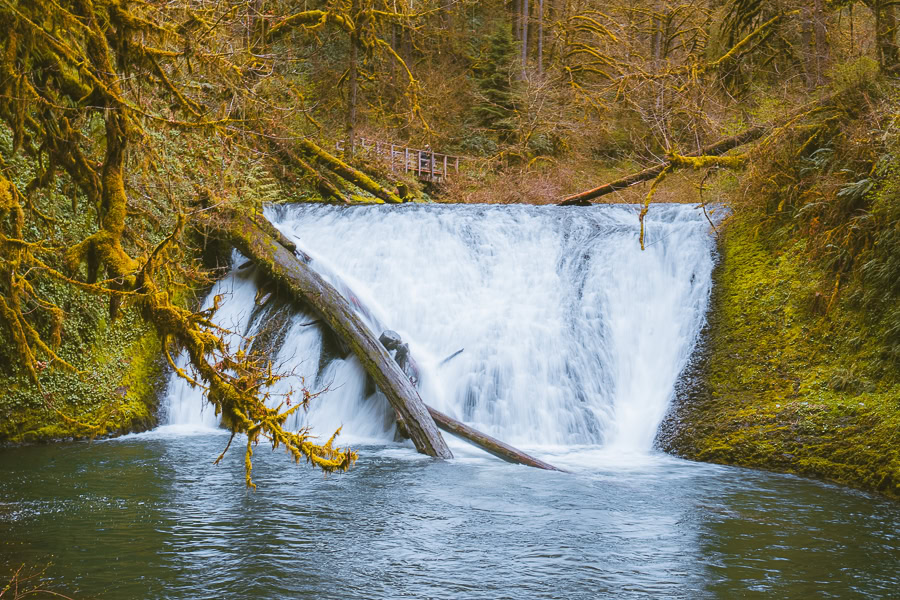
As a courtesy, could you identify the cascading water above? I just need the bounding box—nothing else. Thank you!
[9,206,900,600]
[163,203,715,460]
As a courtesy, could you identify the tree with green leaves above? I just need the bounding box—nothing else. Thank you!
[471,26,520,143]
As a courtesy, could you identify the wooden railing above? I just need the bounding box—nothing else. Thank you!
[336,137,461,182]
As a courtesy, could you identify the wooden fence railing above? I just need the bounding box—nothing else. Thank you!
[336,137,461,182]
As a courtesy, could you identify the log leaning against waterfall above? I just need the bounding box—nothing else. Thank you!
[216,210,453,459]
[378,329,564,472]
[216,211,565,471]
[427,407,567,472]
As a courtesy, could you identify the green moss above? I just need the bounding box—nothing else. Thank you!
[662,218,900,500]
[0,311,165,444]
[349,193,383,204]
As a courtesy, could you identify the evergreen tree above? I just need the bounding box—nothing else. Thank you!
[472,26,519,141]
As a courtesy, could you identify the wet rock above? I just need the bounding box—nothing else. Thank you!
[379,330,419,387]
[379,330,404,350]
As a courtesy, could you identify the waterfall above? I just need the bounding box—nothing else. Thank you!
[163,204,715,456]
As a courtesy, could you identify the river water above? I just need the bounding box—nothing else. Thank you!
[1,204,898,598]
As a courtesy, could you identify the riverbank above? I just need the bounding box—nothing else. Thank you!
[659,217,900,500]
[0,311,165,444]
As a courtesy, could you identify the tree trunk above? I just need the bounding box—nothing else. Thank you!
[347,0,360,154]
[216,211,568,472]
[537,0,544,76]
[298,139,403,203]
[812,0,829,85]
[522,0,530,77]
[427,406,566,471]
[560,91,844,205]
[875,0,899,70]
[218,210,453,459]
[514,0,522,40]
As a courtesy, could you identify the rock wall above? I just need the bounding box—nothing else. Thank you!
[659,218,900,500]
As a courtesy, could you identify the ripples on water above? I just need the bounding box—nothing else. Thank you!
[1,435,898,599]
[2,204,898,598]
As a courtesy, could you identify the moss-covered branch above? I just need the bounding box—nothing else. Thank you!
[212,208,452,459]
[561,90,845,206]
[298,139,403,204]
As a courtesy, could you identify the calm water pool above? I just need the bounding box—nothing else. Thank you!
[1,430,897,599]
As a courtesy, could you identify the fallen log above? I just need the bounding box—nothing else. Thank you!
[559,126,766,206]
[298,139,404,204]
[374,329,564,471]
[217,210,564,471]
[560,91,845,206]
[427,406,566,472]
[215,209,453,459]
[268,139,349,204]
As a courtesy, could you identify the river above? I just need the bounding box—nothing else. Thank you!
[1,204,898,598]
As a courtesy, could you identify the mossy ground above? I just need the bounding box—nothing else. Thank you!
[660,217,900,500]
[0,309,165,444]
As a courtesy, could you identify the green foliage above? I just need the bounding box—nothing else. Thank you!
[854,126,900,362]
[828,56,881,91]
[799,147,835,175]
[229,158,285,211]
[661,77,900,499]
[663,220,900,499]
[743,83,897,325]
[836,174,874,204]
[470,26,519,143]
[459,132,499,157]
[0,308,164,443]
[527,132,560,157]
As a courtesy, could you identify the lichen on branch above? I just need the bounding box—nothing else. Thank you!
[0,0,363,484]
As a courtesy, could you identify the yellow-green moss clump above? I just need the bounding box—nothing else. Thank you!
[659,218,900,500]
[0,310,164,444]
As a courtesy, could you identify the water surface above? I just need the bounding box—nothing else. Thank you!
[3,203,898,598]
[1,435,898,599]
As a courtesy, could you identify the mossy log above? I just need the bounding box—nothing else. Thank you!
[216,210,452,459]
[427,406,566,471]
[297,139,403,204]
[559,127,766,206]
[217,211,562,471]
[269,140,348,204]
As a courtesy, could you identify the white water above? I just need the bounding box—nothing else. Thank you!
[162,203,715,460]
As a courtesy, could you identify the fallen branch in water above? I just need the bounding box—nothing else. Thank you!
[427,406,567,472]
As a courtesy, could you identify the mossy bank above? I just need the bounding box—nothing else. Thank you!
[0,310,165,444]
[659,218,900,500]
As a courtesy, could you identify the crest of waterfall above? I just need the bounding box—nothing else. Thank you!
[164,204,715,453]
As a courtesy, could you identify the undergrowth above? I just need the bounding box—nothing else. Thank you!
[661,75,900,500]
